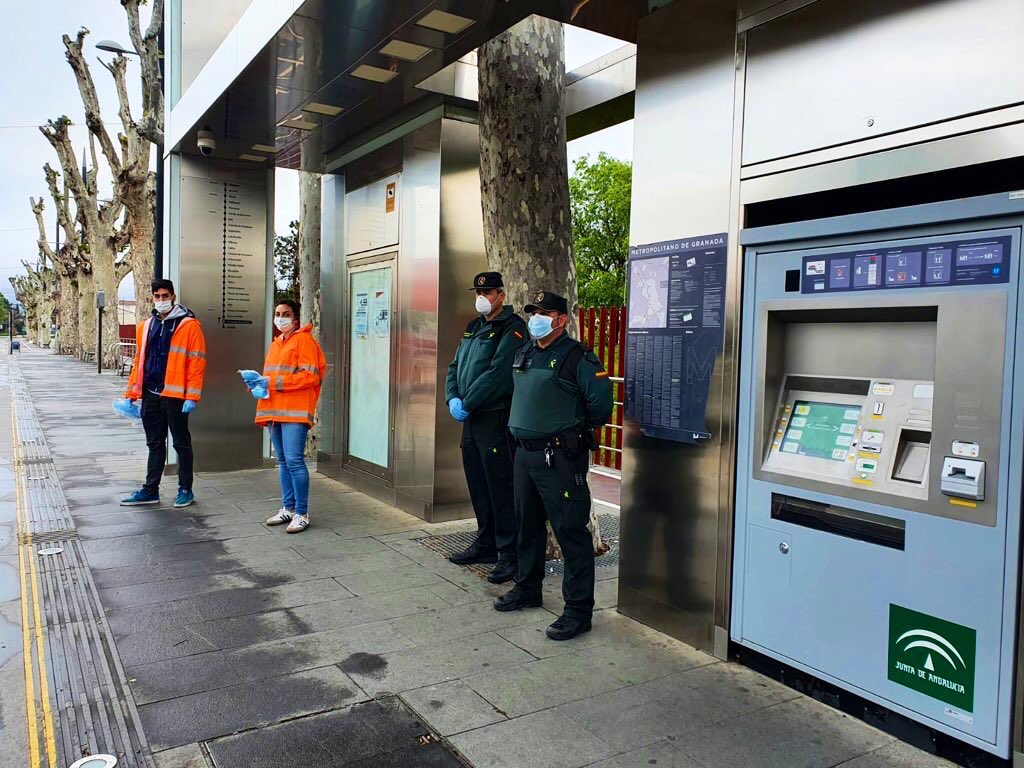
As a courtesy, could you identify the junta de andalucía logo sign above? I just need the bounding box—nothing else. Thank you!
[888,604,976,712]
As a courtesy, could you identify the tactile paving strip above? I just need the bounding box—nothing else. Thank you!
[11,358,155,768]
[418,513,620,577]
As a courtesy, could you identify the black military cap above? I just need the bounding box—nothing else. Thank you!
[524,290,569,315]
[470,272,504,290]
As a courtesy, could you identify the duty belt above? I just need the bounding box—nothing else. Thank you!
[516,430,582,452]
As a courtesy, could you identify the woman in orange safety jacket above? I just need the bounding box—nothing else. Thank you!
[257,299,327,533]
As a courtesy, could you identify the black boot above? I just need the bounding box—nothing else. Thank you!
[493,585,543,612]
[487,555,518,584]
[546,614,592,641]
[449,538,498,565]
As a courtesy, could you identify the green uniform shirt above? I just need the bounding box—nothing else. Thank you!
[508,333,614,439]
[444,306,527,413]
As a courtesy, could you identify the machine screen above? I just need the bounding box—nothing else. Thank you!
[781,401,861,461]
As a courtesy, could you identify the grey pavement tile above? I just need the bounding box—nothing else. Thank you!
[559,662,800,753]
[138,665,369,751]
[426,579,499,606]
[287,534,392,558]
[402,680,508,736]
[145,523,271,546]
[106,598,205,637]
[207,698,454,768]
[594,578,619,610]
[191,578,352,621]
[389,601,555,645]
[451,709,613,768]
[127,651,242,704]
[92,557,260,590]
[343,631,535,696]
[98,571,256,609]
[374,529,431,542]
[586,741,701,768]
[463,650,635,718]
[346,742,466,767]
[672,697,893,768]
[245,549,417,584]
[223,619,416,681]
[334,563,444,596]
[358,585,453,618]
[497,610,642,659]
[835,741,955,767]
[573,630,716,686]
[151,743,209,768]
[116,625,218,667]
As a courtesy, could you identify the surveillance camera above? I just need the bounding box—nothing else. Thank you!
[197,128,216,157]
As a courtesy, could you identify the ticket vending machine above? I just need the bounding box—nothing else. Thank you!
[732,193,1024,757]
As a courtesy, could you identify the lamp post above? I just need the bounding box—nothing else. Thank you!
[96,39,163,280]
[96,290,106,374]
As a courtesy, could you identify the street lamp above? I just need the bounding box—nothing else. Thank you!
[95,38,164,282]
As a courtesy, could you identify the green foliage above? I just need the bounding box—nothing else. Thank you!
[569,152,632,308]
[275,219,299,304]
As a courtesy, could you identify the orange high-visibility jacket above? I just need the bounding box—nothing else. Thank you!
[124,311,207,401]
[255,324,327,427]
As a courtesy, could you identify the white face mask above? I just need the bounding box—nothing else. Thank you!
[274,316,295,332]
[154,300,173,314]
[475,294,493,315]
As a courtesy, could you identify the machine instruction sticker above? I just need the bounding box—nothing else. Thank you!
[625,234,728,444]
[888,604,976,712]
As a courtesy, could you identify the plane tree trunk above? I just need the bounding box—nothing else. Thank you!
[298,170,322,458]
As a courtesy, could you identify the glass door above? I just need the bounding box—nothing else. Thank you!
[345,259,395,477]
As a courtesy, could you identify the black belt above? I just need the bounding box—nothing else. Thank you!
[516,431,581,452]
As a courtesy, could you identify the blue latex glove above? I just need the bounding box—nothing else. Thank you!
[251,385,269,400]
[239,369,262,384]
[182,400,197,414]
[112,398,141,421]
[448,398,469,422]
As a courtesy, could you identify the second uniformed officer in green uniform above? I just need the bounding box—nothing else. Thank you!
[445,272,528,583]
[494,290,613,641]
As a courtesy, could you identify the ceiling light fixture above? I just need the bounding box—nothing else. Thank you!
[415,10,474,34]
[304,102,344,117]
[239,154,268,162]
[281,117,318,131]
[251,144,279,153]
[350,64,398,83]
[379,40,432,62]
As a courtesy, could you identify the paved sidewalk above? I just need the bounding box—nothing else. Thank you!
[12,347,955,767]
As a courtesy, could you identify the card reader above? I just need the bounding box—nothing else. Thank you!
[939,456,985,501]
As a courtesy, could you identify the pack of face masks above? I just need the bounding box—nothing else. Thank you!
[112,399,142,426]
[238,370,270,400]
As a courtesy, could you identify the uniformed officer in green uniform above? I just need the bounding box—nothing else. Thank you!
[444,272,528,583]
[494,290,614,640]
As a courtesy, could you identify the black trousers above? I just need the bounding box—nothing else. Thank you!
[514,445,594,620]
[141,391,193,494]
[461,408,517,558]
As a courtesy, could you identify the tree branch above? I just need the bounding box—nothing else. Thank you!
[64,29,123,178]
[123,0,164,146]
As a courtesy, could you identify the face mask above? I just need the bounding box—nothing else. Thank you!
[154,300,173,314]
[475,295,493,315]
[274,317,294,332]
[528,314,555,339]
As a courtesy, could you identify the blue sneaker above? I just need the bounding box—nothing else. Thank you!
[121,489,160,506]
[173,489,195,508]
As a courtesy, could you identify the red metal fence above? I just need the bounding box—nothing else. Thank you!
[578,307,626,470]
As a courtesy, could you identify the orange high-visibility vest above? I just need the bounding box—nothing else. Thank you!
[255,325,327,427]
[125,315,207,401]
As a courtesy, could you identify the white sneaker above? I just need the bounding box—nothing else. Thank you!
[266,508,293,526]
[286,515,309,534]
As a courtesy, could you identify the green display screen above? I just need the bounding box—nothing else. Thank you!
[781,401,861,462]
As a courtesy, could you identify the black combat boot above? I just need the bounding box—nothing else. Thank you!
[493,585,543,612]
[486,555,518,584]
[545,614,592,641]
[448,537,498,565]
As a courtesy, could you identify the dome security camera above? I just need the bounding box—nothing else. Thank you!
[197,127,216,157]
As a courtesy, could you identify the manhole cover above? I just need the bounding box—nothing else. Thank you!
[419,513,620,578]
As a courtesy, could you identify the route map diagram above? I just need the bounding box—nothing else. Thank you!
[628,257,669,328]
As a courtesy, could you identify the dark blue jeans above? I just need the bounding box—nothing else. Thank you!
[270,422,310,516]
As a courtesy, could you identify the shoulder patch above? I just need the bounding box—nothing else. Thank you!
[513,330,523,340]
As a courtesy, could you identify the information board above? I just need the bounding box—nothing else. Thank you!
[625,234,728,444]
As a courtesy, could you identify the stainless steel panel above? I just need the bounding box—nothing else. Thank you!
[621,0,740,653]
[318,173,345,456]
[743,0,1024,165]
[432,117,488,521]
[741,121,1024,205]
[737,0,820,30]
[345,174,401,256]
[177,156,268,471]
[180,0,254,94]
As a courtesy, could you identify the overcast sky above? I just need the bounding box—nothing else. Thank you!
[0,4,632,303]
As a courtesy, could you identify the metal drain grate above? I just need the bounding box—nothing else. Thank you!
[419,513,620,577]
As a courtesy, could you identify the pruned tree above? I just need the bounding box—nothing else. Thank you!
[298,172,323,457]
[478,16,604,554]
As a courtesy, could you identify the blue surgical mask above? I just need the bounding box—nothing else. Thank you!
[528,314,554,339]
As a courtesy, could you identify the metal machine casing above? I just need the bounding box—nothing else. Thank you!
[732,194,1024,756]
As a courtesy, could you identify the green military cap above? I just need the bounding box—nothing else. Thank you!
[524,290,568,315]
[471,272,504,290]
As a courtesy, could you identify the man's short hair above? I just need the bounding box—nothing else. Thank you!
[275,299,301,319]
[151,279,175,295]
